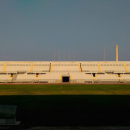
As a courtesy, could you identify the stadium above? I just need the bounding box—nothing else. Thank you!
[1,1,130,129]
[1,46,130,129]
[0,45,130,84]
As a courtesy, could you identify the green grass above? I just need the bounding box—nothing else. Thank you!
[0,84,130,95]
[0,84,130,126]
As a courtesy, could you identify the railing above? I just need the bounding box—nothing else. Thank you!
[52,70,79,72]
[0,78,130,83]
[0,79,11,82]
[12,79,60,83]
[97,79,119,83]
[73,79,93,83]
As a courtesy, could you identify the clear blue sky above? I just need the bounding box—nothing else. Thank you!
[0,0,130,61]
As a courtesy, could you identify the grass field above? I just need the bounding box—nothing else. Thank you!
[0,84,130,95]
[0,84,130,127]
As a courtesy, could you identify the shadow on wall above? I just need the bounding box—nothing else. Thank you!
[0,95,130,126]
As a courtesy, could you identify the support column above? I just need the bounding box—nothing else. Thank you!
[3,63,7,73]
[30,63,33,73]
[116,45,118,61]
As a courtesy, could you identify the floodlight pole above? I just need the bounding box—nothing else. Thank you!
[68,51,70,61]
[63,51,65,61]
[104,49,105,61]
[59,51,60,61]
[73,51,75,61]
[54,51,55,61]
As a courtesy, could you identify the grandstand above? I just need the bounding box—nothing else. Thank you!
[0,45,130,83]
[0,61,130,83]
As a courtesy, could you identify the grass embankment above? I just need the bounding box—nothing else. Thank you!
[0,84,130,126]
[0,84,130,95]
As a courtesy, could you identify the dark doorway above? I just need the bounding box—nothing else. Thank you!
[93,73,96,77]
[11,73,13,77]
[36,73,39,77]
[118,73,121,77]
[62,76,69,82]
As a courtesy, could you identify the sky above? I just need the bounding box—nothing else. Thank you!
[0,0,130,61]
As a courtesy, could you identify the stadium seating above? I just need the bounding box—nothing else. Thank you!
[0,74,11,82]
[0,61,130,83]
[33,63,50,72]
[52,62,79,72]
[5,63,30,73]
[100,62,125,73]
[125,63,130,72]
[81,62,99,73]
[96,74,120,83]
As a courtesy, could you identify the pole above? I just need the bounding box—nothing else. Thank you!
[104,49,105,61]
[74,51,75,61]
[54,51,55,61]
[116,45,118,61]
[68,52,70,61]
[63,51,65,61]
[59,51,60,61]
